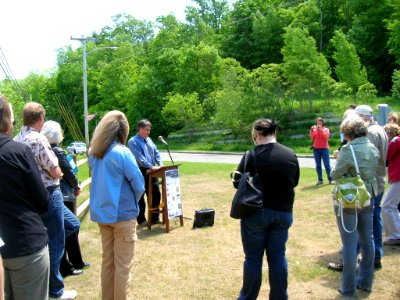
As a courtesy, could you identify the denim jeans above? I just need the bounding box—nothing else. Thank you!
[334,205,374,296]
[42,187,65,298]
[372,192,383,261]
[238,208,293,300]
[64,203,80,238]
[313,148,332,182]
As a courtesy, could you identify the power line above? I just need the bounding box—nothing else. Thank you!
[0,47,18,82]
[0,47,28,100]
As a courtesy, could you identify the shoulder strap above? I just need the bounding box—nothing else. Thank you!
[348,144,360,175]
[250,149,263,189]
[243,150,251,172]
[251,149,257,172]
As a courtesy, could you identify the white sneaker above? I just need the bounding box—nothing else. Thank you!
[49,290,77,300]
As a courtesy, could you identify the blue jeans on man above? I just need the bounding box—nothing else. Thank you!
[313,148,332,182]
[238,208,293,300]
[42,187,65,298]
[372,192,383,263]
[334,205,374,296]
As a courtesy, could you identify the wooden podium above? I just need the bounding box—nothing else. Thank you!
[147,164,183,233]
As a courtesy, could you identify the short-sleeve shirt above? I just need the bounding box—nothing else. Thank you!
[14,126,59,188]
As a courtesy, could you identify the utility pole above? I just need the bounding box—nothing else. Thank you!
[70,36,96,151]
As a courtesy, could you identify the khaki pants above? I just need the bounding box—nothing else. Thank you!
[98,219,137,300]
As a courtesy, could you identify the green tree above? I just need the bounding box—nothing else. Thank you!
[174,43,222,111]
[185,0,230,32]
[280,27,333,108]
[331,30,368,93]
[290,0,321,45]
[250,7,290,66]
[347,0,395,93]
[161,92,204,135]
[97,14,154,59]
[391,69,400,98]
[0,80,25,133]
[386,0,400,66]
[214,60,285,137]
[129,64,170,137]
[221,0,270,69]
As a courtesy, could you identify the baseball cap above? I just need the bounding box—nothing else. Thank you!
[354,105,373,116]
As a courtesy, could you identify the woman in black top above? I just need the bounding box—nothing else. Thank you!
[234,118,300,300]
[41,120,89,277]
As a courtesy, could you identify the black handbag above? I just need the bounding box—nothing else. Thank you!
[193,208,215,228]
[230,150,263,219]
[60,180,76,202]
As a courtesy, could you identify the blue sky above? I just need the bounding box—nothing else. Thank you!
[0,0,195,80]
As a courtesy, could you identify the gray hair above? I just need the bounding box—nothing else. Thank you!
[340,116,368,140]
[41,120,63,144]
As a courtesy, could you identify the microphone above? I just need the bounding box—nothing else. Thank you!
[158,136,168,145]
[158,136,174,165]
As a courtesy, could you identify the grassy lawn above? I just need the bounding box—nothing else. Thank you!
[65,162,399,299]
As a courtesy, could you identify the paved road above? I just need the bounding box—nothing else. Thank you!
[160,151,336,168]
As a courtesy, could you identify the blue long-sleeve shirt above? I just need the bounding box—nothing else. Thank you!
[89,142,145,224]
[128,134,162,169]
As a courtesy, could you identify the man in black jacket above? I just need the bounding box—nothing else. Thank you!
[0,95,50,300]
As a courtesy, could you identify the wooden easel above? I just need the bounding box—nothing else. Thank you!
[147,165,183,233]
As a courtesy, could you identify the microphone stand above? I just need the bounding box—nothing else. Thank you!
[164,143,175,165]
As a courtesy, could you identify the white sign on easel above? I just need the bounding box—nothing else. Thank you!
[165,169,183,219]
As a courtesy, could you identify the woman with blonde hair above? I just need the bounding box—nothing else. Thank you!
[387,111,400,125]
[89,111,144,300]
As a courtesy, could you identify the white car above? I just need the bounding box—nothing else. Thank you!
[67,142,87,155]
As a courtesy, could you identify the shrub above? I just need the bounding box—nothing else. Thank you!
[391,69,400,98]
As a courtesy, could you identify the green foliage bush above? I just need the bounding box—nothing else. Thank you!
[391,70,400,99]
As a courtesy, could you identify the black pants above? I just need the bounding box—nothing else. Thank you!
[138,168,161,224]
[60,201,85,276]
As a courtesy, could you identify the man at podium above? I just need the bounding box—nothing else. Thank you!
[128,119,163,226]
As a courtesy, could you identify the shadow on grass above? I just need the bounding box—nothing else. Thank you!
[136,222,187,239]
[301,184,333,191]
[317,251,341,268]
[381,244,400,257]
[136,226,167,240]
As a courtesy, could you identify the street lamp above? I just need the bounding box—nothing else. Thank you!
[70,35,117,151]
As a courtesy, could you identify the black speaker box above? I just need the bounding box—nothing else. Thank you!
[193,208,215,228]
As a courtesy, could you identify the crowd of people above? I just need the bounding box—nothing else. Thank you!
[232,105,400,299]
[0,93,164,299]
[1,93,400,299]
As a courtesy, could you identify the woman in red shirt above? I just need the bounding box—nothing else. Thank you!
[310,117,333,185]
[382,123,400,245]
